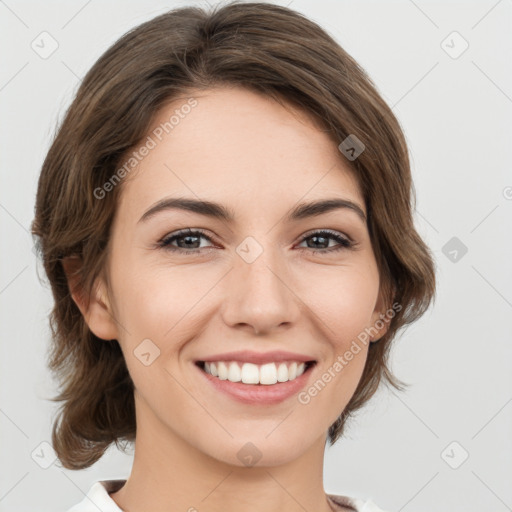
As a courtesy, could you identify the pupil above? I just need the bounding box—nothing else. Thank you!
[181,235,198,248]
[311,236,327,248]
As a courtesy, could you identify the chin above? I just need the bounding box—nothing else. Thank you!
[197,431,315,469]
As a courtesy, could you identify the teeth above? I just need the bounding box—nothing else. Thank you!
[228,362,242,382]
[277,363,289,382]
[259,363,277,385]
[201,361,309,385]
[241,363,260,384]
[217,362,228,380]
[288,362,297,380]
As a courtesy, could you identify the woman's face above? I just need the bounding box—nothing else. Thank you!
[94,86,387,467]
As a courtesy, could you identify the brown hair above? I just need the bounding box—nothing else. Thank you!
[31,0,436,470]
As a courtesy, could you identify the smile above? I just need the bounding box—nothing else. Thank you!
[194,360,317,405]
[198,360,315,385]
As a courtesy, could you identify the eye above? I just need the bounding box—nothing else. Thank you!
[296,229,354,254]
[158,228,355,256]
[158,228,215,255]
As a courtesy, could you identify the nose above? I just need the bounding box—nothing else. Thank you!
[221,245,301,335]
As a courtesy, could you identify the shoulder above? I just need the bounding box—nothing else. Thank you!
[65,480,126,512]
[327,493,391,512]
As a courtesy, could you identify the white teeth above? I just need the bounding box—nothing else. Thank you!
[288,362,297,380]
[277,363,288,382]
[201,360,310,385]
[228,362,241,382]
[241,363,260,384]
[259,363,278,385]
[217,361,228,380]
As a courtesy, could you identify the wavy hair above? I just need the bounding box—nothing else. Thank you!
[31,1,436,469]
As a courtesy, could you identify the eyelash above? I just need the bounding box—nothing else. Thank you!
[157,228,355,255]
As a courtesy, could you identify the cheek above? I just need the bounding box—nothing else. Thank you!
[108,261,221,381]
[112,252,379,349]
[111,253,210,332]
[294,264,378,396]
[295,268,376,420]
[294,261,380,340]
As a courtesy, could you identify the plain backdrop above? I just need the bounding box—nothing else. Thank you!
[1,1,511,511]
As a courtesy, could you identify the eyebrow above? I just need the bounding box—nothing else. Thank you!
[138,197,367,224]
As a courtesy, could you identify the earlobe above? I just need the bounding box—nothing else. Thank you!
[87,280,119,341]
[369,311,390,343]
[369,287,393,343]
[61,256,118,341]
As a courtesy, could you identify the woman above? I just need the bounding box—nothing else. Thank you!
[31,2,436,511]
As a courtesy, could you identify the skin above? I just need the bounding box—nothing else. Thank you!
[66,86,390,512]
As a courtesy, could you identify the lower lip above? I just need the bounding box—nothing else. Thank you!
[195,362,316,405]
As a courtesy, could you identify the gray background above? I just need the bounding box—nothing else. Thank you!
[1,1,511,511]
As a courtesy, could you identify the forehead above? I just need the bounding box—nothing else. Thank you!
[118,86,364,220]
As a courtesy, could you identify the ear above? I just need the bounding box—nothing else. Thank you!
[62,255,118,341]
[368,284,394,343]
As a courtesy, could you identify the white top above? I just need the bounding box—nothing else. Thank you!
[65,480,390,512]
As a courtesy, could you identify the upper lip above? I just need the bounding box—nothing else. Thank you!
[196,350,316,365]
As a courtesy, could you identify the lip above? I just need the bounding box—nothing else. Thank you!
[194,360,317,405]
[195,350,316,365]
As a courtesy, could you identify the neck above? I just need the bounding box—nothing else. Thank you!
[110,394,339,512]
